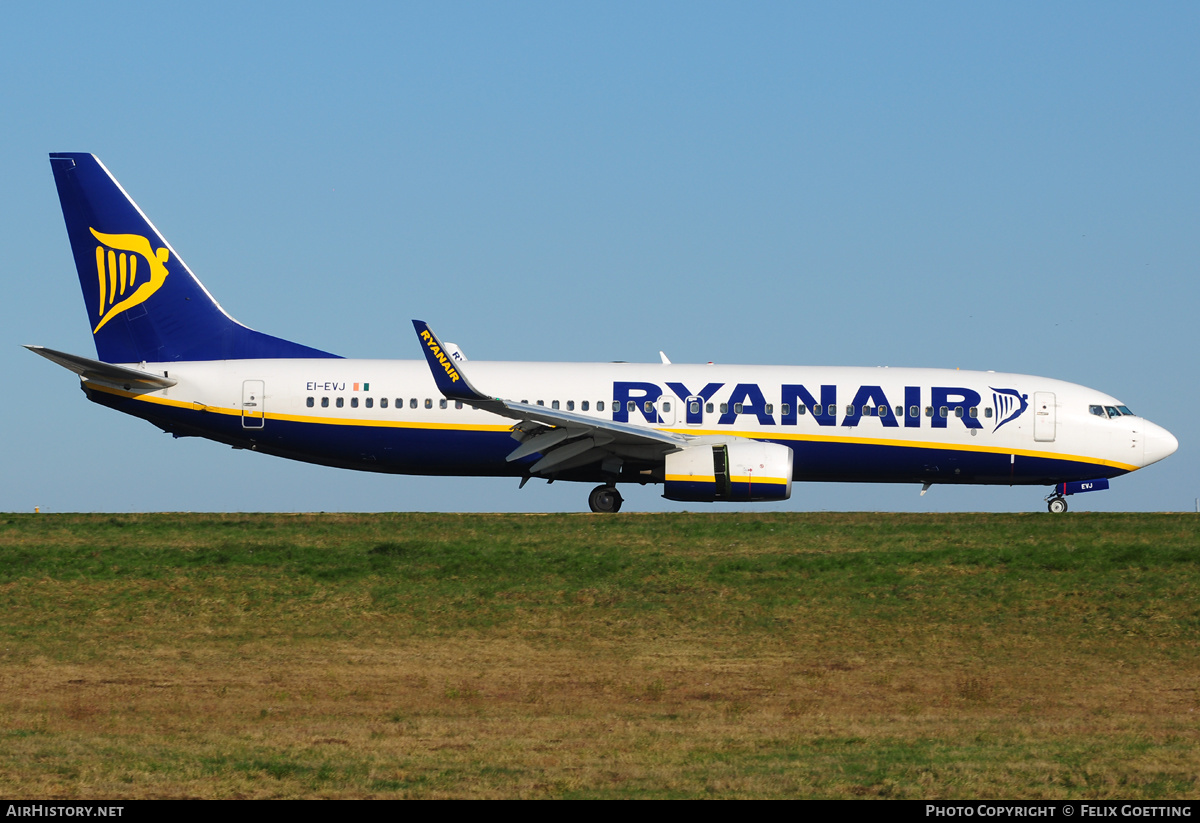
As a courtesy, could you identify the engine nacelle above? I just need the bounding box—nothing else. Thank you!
[663,441,793,502]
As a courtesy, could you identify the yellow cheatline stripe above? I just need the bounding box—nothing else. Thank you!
[85,384,1139,471]
[731,474,788,485]
[86,384,513,434]
[664,474,787,485]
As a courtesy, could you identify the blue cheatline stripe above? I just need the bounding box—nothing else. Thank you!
[88,386,1132,486]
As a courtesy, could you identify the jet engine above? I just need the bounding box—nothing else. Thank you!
[662,441,793,502]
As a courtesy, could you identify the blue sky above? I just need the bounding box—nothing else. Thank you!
[3,2,1196,513]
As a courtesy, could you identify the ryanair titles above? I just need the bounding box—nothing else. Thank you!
[612,381,1029,431]
[418,330,461,383]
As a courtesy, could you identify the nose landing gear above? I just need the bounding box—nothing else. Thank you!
[588,485,623,513]
[1044,478,1110,513]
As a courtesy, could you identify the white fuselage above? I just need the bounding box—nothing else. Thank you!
[84,358,1177,487]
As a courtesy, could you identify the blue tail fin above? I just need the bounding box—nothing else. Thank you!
[49,153,339,363]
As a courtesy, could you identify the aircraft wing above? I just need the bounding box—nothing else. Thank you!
[25,345,177,390]
[413,320,690,475]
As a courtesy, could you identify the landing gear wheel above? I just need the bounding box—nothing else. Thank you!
[1047,496,1068,514]
[588,485,623,513]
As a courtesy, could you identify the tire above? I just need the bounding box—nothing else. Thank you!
[588,485,623,513]
[1047,497,1068,514]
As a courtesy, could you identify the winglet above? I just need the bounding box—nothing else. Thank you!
[412,320,490,402]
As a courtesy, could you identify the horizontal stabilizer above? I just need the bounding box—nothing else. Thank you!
[24,345,177,390]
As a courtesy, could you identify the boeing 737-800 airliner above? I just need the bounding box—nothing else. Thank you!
[28,153,1178,513]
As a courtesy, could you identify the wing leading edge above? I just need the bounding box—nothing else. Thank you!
[412,320,691,477]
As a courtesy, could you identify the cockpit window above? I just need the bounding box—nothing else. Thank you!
[1091,404,1136,419]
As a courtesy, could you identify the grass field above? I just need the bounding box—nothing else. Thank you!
[0,512,1197,798]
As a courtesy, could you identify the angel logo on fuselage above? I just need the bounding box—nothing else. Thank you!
[990,387,1029,432]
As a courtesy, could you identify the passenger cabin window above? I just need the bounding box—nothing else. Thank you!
[895,406,904,417]
[954,406,963,418]
[321,397,329,408]
[552,400,560,410]
[350,397,358,408]
[336,397,345,408]
[425,398,432,409]
[720,403,728,414]
[365,398,373,409]
[813,404,822,416]
[925,407,933,417]
[455,401,463,410]
[764,403,773,415]
[410,398,417,409]
[662,401,671,413]
[968,406,977,418]
[581,401,589,411]
[984,407,991,418]
[566,401,574,411]
[596,401,604,411]
[439,399,447,409]
[627,401,636,412]
[846,405,855,415]
[910,406,919,418]
[306,397,314,408]
[706,403,714,413]
[690,401,700,414]
[939,406,948,417]
[381,398,388,408]
[644,401,654,414]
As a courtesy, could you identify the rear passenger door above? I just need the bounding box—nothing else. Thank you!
[242,380,265,429]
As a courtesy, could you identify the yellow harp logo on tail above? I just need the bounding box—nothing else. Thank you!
[90,228,170,333]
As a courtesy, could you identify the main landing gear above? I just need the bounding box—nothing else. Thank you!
[588,484,623,513]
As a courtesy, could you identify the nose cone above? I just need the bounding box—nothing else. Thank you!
[1142,421,1179,467]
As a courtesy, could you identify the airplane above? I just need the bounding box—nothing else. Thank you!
[28,153,1178,514]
